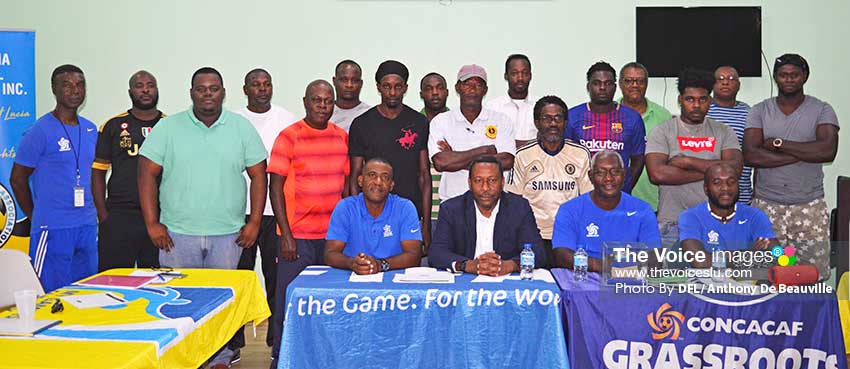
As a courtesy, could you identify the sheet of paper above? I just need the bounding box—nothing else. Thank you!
[129,270,174,284]
[392,271,455,284]
[62,293,127,309]
[348,272,384,282]
[471,275,508,283]
[299,270,327,276]
[533,269,555,283]
[0,318,61,337]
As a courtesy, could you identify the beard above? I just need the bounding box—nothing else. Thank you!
[131,94,159,110]
[707,191,739,210]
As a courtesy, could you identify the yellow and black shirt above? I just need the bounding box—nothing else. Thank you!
[93,110,165,212]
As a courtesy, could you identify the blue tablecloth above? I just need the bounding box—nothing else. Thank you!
[553,269,848,369]
[279,266,568,369]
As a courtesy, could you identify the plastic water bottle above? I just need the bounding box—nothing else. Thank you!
[574,246,588,281]
[711,247,727,273]
[520,243,534,280]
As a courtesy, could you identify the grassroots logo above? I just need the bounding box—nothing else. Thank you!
[648,303,685,340]
[57,137,71,152]
[707,230,719,245]
[772,245,797,266]
[0,183,17,246]
[586,222,599,238]
[485,125,497,139]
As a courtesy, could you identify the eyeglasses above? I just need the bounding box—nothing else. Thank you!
[592,168,626,177]
[716,75,738,81]
[538,115,565,124]
[622,78,647,86]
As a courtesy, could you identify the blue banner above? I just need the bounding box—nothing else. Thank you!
[280,266,568,369]
[554,269,847,369]
[0,30,35,253]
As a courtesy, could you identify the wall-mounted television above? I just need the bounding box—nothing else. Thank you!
[636,7,762,78]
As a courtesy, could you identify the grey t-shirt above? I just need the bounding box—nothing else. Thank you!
[330,101,371,132]
[746,95,839,204]
[646,117,740,222]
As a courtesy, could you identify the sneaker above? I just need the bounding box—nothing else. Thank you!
[230,349,241,365]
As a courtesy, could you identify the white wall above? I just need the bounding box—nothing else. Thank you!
[1,0,847,206]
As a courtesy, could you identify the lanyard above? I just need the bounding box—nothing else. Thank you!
[59,120,82,186]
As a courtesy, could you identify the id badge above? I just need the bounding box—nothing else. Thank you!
[74,186,84,207]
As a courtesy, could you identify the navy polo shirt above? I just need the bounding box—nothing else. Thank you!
[326,193,422,259]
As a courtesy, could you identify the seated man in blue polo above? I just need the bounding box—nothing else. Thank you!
[324,158,422,274]
[678,163,777,268]
[552,150,661,271]
[429,155,545,275]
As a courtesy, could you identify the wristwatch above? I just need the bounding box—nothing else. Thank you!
[458,260,468,273]
[380,258,390,272]
[772,138,784,149]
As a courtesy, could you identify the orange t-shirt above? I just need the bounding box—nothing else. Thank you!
[267,120,349,239]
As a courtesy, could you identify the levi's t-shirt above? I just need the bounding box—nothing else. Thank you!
[645,117,740,223]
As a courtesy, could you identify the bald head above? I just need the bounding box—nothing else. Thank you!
[128,70,158,110]
[305,79,334,99]
[704,163,739,209]
[244,68,271,85]
[704,163,738,185]
[129,70,156,88]
[303,79,335,127]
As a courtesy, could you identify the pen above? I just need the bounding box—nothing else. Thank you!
[159,272,187,278]
[105,293,126,303]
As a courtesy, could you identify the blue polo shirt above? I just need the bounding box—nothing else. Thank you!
[552,192,660,259]
[15,112,98,231]
[326,194,422,259]
[678,202,775,250]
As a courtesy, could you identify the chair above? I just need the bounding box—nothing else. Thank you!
[0,248,44,309]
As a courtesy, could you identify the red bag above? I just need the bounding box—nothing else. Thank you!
[768,265,819,286]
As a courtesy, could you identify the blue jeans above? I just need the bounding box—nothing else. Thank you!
[158,231,242,367]
[159,231,242,269]
[659,221,686,268]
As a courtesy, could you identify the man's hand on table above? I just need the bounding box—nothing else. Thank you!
[351,253,379,275]
[474,252,518,276]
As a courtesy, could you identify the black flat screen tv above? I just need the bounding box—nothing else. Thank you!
[636,7,762,77]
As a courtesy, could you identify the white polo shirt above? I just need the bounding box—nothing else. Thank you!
[428,108,515,200]
[485,94,538,141]
[237,104,297,216]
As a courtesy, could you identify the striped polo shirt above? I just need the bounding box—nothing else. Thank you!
[267,120,349,239]
[707,101,753,204]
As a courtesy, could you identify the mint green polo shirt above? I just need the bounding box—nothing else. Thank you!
[139,109,267,235]
[619,98,673,211]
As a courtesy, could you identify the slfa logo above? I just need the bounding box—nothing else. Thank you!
[648,303,685,340]
[485,125,497,139]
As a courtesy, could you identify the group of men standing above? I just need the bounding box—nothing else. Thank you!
[8,52,839,369]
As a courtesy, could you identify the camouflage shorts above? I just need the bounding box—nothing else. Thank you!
[752,197,830,280]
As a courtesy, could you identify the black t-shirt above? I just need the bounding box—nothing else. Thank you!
[349,105,430,215]
[95,110,164,212]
